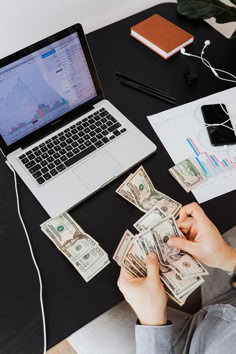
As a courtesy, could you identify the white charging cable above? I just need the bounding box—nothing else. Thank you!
[180,41,236,83]
[193,99,236,165]
[204,103,235,131]
[4,159,47,354]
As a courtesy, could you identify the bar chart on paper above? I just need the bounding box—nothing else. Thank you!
[186,137,236,178]
[147,86,236,203]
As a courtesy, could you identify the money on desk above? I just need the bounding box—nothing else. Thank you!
[169,157,207,193]
[116,166,182,216]
[40,213,110,282]
[115,166,208,305]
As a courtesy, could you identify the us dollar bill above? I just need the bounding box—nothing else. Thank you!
[114,165,209,304]
[124,166,181,215]
[113,230,146,277]
[164,281,200,306]
[164,252,209,279]
[143,216,208,279]
[169,157,207,193]
[161,270,204,299]
[40,213,110,282]
[150,216,181,262]
[133,206,167,232]
[75,245,110,282]
[115,174,138,208]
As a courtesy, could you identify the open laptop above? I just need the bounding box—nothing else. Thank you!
[0,24,156,217]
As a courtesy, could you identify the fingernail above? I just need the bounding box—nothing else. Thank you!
[148,252,157,259]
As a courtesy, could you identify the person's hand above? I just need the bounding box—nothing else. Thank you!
[117,253,167,326]
[167,202,236,272]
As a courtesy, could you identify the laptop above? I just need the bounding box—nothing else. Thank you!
[0,24,156,217]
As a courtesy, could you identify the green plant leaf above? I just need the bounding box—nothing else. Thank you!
[177,0,236,24]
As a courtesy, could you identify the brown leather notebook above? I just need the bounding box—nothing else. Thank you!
[130,14,194,59]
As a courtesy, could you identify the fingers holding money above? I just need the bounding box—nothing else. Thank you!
[177,217,197,239]
[115,168,209,306]
[178,202,207,224]
[118,267,135,284]
[146,253,161,284]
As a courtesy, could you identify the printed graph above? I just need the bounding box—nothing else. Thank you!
[187,137,236,178]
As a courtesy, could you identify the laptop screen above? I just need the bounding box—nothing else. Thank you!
[0,32,97,146]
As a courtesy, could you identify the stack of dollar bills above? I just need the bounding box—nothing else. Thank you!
[115,166,208,305]
[169,157,207,193]
[40,213,110,282]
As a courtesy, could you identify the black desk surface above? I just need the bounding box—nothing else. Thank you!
[1,3,236,353]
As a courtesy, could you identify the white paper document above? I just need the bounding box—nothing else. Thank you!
[147,87,236,203]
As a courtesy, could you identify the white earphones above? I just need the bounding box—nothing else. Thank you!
[180,41,236,83]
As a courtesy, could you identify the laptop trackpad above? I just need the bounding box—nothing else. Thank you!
[73,151,123,191]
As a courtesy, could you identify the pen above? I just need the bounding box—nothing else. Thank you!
[115,71,176,101]
[119,78,176,105]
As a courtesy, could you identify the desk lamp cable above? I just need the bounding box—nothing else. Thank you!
[0,148,47,354]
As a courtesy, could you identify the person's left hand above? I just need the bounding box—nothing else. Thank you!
[117,253,167,326]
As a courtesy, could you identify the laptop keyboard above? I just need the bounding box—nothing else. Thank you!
[18,108,127,186]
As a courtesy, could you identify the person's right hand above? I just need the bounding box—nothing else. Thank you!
[167,202,236,272]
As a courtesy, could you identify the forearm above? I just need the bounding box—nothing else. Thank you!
[135,323,174,354]
[218,245,236,272]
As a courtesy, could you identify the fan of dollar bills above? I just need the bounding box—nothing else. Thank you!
[114,166,209,306]
[41,213,110,282]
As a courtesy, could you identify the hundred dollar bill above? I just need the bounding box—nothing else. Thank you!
[127,166,181,215]
[133,206,167,232]
[40,213,109,282]
[169,157,207,193]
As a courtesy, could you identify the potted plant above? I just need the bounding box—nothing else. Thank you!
[177,0,236,39]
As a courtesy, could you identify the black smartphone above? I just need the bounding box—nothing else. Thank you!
[201,104,236,146]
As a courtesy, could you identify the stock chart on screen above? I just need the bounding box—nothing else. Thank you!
[0,33,97,146]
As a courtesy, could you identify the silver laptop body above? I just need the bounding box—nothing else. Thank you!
[0,24,156,217]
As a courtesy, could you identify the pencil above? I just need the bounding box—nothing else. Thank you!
[115,71,176,101]
[119,78,176,105]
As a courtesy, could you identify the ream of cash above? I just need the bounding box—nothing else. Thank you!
[113,230,146,277]
[116,166,181,216]
[169,157,207,193]
[40,213,110,282]
[113,215,209,306]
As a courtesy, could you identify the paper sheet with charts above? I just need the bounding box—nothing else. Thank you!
[147,87,236,203]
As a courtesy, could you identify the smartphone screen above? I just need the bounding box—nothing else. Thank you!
[201,104,236,146]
